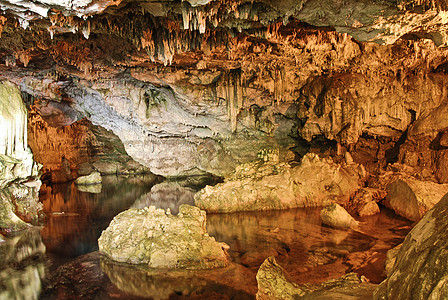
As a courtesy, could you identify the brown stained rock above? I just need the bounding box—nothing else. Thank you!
[374,193,448,300]
[385,177,448,221]
[346,188,385,217]
[195,153,363,213]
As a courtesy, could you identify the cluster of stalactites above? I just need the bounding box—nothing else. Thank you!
[0,82,28,157]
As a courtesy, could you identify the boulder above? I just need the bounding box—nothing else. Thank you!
[195,153,362,213]
[385,177,448,221]
[98,204,229,269]
[320,203,359,229]
[346,188,385,217]
[374,193,448,300]
[256,256,376,300]
[75,172,102,185]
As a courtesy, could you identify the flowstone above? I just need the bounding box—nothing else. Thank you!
[98,204,229,269]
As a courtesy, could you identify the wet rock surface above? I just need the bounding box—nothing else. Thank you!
[256,256,377,300]
[374,192,448,299]
[195,153,362,212]
[98,204,229,269]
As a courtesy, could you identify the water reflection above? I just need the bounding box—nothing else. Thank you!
[131,182,196,215]
[40,175,161,261]
[0,229,46,300]
[100,258,254,300]
[30,175,412,299]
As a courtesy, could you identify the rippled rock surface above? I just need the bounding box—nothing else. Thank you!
[98,204,229,269]
[374,192,448,299]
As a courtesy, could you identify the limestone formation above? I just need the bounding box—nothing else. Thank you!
[256,256,376,300]
[74,172,102,185]
[374,193,448,300]
[320,203,359,229]
[98,204,229,269]
[0,81,40,189]
[195,153,362,212]
[385,177,448,221]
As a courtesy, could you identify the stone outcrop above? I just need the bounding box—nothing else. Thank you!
[98,204,229,269]
[374,192,448,300]
[385,176,448,221]
[74,172,102,185]
[195,153,362,212]
[320,203,359,229]
[256,256,376,300]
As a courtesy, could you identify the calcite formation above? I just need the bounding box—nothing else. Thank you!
[98,204,229,269]
[195,153,363,212]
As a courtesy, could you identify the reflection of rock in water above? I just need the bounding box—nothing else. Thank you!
[0,229,46,300]
[131,182,196,215]
[100,257,254,300]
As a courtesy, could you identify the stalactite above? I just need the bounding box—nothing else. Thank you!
[224,69,243,132]
[0,82,28,157]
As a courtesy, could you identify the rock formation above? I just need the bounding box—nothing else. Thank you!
[0,81,42,233]
[320,203,359,229]
[256,256,376,299]
[98,204,229,269]
[195,153,362,212]
[385,176,448,221]
[374,192,448,299]
[74,171,102,185]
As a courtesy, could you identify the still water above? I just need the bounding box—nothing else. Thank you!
[0,175,412,299]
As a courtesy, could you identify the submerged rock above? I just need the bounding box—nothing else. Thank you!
[385,177,448,221]
[195,153,362,213]
[75,172,102,185]
[256,256,376,300]
[320,203,359,229]
[98,204,229,269]
[374,193,448,299]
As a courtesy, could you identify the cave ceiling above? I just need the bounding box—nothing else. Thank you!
[2,0,448,176]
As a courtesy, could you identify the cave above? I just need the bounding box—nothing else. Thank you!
[1,0,448,298]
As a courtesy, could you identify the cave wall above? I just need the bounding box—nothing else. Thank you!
[0,0,447,178]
